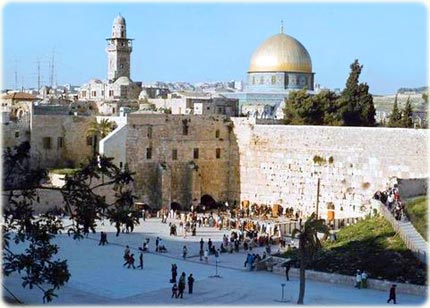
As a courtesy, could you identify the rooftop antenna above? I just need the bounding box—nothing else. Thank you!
[50,47,55,88]
[37,58,41,90]
[280,20,284,34]
[14,58,18,90]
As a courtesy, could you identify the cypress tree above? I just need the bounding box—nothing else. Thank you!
[388,94,401,127]
[400,96,413,128]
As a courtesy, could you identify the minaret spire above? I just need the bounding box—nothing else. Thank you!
[280,20,284,34]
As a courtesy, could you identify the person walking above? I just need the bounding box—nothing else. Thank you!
[187,273,195,294]
[285,261,291,281]
[355,270,362,289]
[204,248,209,263]
[123,245,131,266]
[137,252,144,269]
[208,238,213,252]
[171,283,178,298]
[387,284,397,304]
[200,238,204,251]
[183,245,188,259]
[361,270,368,288]
[127,254,136,269]
[99,231,108,245]
[155,237,160,252]
[171,264,178,283]
[199,248,204,261]
[178,272,186,299]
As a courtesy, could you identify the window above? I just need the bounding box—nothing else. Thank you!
[101,90,105,96]
[193,148,199,159]
[182,121,189,135]
[15,131,19,138]
[109,90,114,97]
[119,162,123,168]
[252,76,256,84]
[91,91,96,97]
[43,137,51,149]
[172,149,178,160]
[216,148,221,159]
[81,90,87,97]
[57,137,64,149]
[147,126,152,139]
[215,130,220,138]
[146,148,152,160]
[86,136,93,146]
[271,76,276,85]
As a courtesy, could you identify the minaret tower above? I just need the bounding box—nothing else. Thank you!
[106,14,133,83]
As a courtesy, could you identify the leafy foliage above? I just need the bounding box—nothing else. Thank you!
[283,216,427,285]
[2,143,70,303]
[292,213,329,304]
[3,143,139,302]
[388,94,402,127]
[283,59,376,127]
[405,197,427,241]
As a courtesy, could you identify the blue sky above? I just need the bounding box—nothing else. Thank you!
[2,2,428,94]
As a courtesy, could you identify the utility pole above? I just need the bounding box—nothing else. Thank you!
[37,58,41,91]
[316,178,320,218]
[14,58,18,90]
[50,48,55,88]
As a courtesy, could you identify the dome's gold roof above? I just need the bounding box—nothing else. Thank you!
[249,33,312,73]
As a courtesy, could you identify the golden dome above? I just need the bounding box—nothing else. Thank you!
[249,33,312,73]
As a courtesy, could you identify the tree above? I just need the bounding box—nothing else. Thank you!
[86,119,117,155]
[337,60,376,126]
[2,142,138,302]
[2,142,70,303]
[388,94,402,127]
[283,88,325,125]
[292,213,329,305]
[400,96,413,128]
[61,156,138,239]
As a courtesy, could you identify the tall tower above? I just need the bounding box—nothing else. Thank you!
[106,15,133,83]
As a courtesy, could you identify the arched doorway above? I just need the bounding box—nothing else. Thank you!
[170,202,182,211]
[200,194,217,210]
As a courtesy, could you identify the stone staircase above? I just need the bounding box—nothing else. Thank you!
[373,199,428,264]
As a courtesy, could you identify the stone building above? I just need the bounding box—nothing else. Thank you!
[221,23,315,119]
[101,113,239,209]
[148,92,239,117]
[30,109,96,169]
[79,15,141,102]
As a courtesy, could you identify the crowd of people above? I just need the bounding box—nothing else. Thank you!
[170,264,195,299]
[374,184,408,221]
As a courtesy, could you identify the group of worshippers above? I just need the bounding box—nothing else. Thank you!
[374,184,407,221]
[170,263,195,299]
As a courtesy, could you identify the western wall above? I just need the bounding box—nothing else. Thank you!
[231,118,428,220]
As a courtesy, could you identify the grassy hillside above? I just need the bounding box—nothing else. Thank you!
[280,216,427,285]
[405,196,428,241]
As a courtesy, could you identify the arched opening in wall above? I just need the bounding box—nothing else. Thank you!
[200,194,217,210]
[170,202,182,211]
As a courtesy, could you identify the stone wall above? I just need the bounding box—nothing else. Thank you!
[231,118,428,219]
[2,113,31,149]
[30,114,96,169]
[270,257,427,297]
[396,178,428,199]
[126,114,240,209]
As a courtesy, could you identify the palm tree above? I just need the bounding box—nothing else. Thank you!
[86,119,116,155]
[292,213,329,305]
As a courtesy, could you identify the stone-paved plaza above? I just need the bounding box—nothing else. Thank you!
[3,216,427,305]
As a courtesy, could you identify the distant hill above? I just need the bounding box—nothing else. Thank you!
[397,86,428,94]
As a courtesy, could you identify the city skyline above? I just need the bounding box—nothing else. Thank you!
[2,1,428,94]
